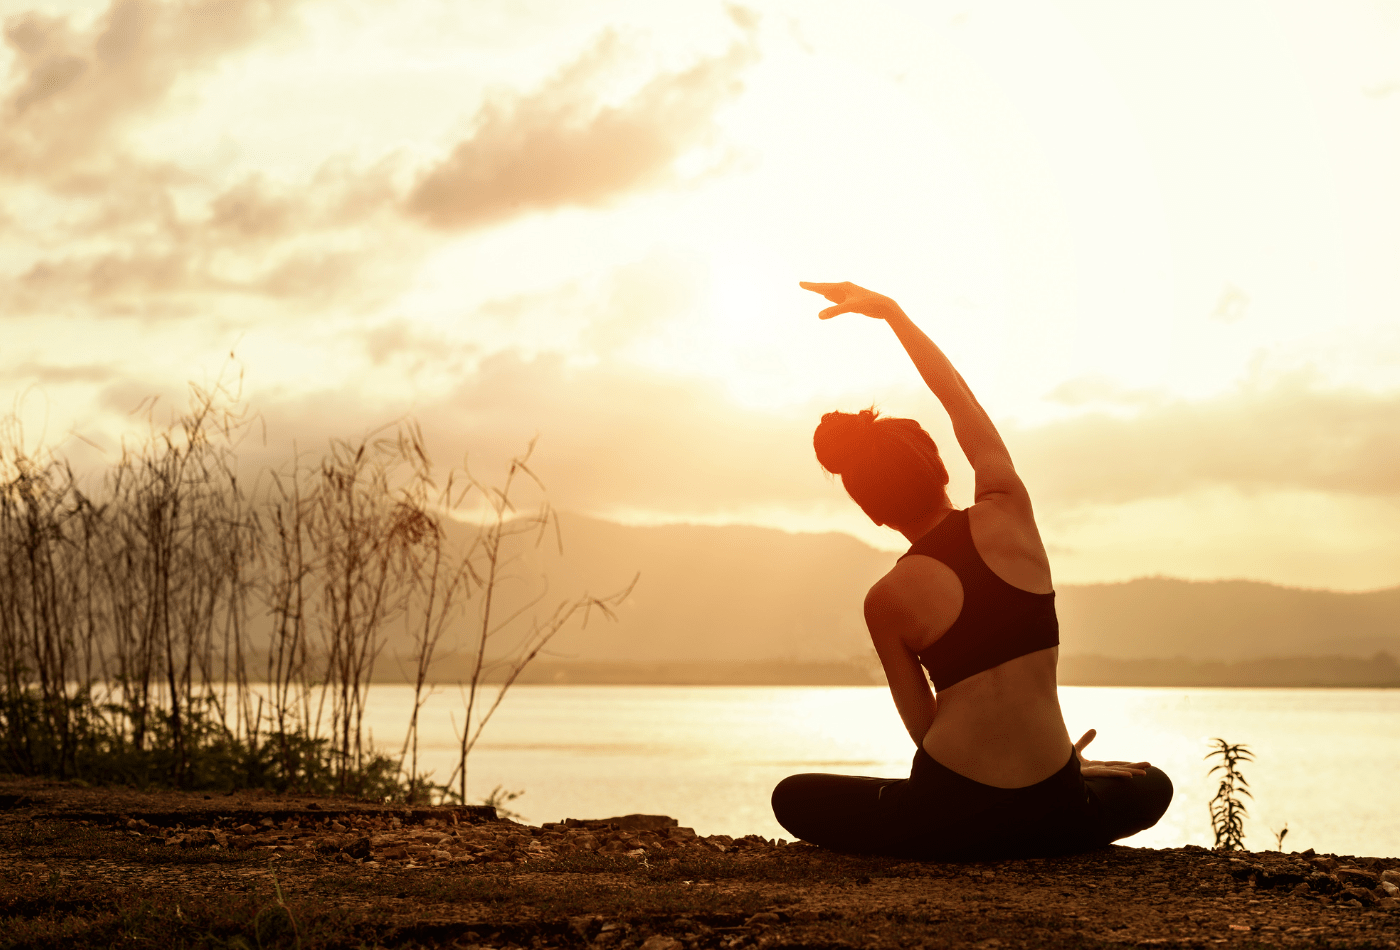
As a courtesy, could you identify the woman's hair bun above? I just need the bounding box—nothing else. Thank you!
[813,407,880,475]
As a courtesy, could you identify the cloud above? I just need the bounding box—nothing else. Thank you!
[0,1,411,320]
[247,349,826,523]
[405,29,757,230]
[2,160,413,317]
[0,5,747,323]
[1,0,302,182]
[1013,377,1400,507]
[3,361,117,385]
[234,350,1400,536]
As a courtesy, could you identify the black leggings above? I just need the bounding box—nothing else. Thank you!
[771,747,1172,860]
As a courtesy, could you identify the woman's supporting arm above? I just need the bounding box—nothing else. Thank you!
[801,281,1026,504]
[864,574,938,746]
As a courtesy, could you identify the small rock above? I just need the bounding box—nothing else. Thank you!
[567,916,598,937]
[1381,870,1400,886]
[345,836,371,861]
[1307,872,1341,894]
[259,818,274,828]
[1309,856,1339,872]
[604,815,679,833]
[745,912,780,928]
[792,909,821,922]
[639,938,682,950]
[237,823,257,835]
[1337,867,1380,888]
[1381,881,1399,897]
[1341,886,1376,907]
[429,849,452,862]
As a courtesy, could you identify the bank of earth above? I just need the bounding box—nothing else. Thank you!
[1,779,1397,949]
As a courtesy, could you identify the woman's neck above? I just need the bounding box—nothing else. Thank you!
[895,502,955,544]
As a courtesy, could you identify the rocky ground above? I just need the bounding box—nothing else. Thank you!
[1,778,1398,949]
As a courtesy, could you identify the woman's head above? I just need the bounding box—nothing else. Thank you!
[813,408,948,528]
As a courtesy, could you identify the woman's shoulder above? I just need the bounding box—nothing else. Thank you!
[965,499,1053,594]
[864,554,964,645]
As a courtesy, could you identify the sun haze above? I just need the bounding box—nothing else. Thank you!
[1,0,1397,590]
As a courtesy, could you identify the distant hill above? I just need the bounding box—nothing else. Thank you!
[1058,653,1400,688]
[373,514,1400,686]
[1055,577,1400,662]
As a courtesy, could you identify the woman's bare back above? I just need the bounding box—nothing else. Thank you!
[881,498,1073,787]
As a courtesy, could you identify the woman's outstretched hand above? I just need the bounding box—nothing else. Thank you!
[800,281,905,322]
[1075,729,1150,779]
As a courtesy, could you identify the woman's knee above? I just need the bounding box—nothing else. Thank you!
[770,773,825,835]
[771,772,893,845]
[1086,766,1174,842]
[1141,766,1174,823]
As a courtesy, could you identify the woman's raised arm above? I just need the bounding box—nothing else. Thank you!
[801,281,1025,505]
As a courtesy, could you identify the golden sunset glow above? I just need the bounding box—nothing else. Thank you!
[3,0,1398,589]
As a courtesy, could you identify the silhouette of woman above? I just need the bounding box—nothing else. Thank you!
[772,281,1172,858]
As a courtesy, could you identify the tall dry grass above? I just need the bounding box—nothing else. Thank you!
[0,380,630,802]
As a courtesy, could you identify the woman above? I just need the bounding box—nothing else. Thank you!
[772,281,1172,859]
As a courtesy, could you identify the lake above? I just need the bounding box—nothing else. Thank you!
[359,684,1400,857]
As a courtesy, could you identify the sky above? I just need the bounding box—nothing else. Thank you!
[1,0,1397,590]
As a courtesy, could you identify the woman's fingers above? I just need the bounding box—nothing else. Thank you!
[1093,757,1151,769]
[1074,729,1097,753]
[799,280,850,301]
[1082,765,1148,778]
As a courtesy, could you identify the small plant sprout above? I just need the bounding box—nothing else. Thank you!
[1273,823,1289,851]
[1206,737,1253,851]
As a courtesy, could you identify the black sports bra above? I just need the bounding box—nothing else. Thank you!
[898,508,1059,692]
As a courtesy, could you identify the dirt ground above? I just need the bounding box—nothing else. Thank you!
[1,777,1398,949]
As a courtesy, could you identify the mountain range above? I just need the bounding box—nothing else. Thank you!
[392,514,1400,687]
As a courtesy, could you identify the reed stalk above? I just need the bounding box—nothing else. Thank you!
[0,378,630,803]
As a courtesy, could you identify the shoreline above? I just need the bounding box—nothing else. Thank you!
[2,777,1397,948]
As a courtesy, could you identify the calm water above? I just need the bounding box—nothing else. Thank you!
[361,685,1400,857]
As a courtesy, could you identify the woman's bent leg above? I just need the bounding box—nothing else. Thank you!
[771,772,906,854]
[1086,766,1174,844]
